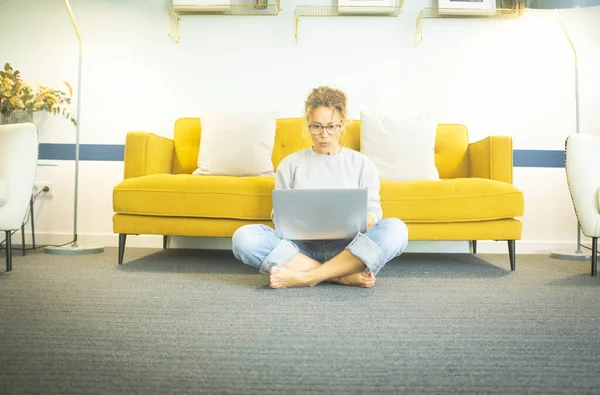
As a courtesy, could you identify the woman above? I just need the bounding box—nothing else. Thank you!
[232,86,408,288]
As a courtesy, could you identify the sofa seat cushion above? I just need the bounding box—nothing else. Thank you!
[381,178,524,223]
[113,174,275,220]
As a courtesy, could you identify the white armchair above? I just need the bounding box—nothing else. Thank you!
[0,123,39,272]
[565,133,600,276]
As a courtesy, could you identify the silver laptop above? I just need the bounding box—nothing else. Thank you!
[272,189,368,240]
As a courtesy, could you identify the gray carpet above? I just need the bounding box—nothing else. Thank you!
[1,248,599,395]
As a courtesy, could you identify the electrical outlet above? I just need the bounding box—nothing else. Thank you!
[34,182,53,197]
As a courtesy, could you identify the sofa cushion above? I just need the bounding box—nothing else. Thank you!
[360,111,439,182]
[380,178,524,223]
[193,112,277,177]
[113,174,275,220]
[0,178,6,207]
[115,175,523,224]
[172,118,201,175]
[435,124,469,179]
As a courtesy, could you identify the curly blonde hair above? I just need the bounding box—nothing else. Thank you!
[304,86,348,123]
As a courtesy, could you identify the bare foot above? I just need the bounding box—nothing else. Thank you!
[269,266,314,289]
[329,272,375,288]
[284,254,321,272]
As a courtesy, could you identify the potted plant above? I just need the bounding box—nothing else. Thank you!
[0,62,77,126]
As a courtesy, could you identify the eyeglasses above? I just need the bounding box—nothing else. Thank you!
[308,123,342,135]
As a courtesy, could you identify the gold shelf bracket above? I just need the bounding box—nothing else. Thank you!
[415,3,526,47]
[168,1,281,43]
[294,2,404,44]
[416,9,423,46]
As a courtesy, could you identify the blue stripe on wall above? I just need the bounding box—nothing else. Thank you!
[40,144,125,162]
[38,144,567,168]
[513,150,565,168]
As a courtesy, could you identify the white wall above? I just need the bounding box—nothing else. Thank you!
[1,0,599,254]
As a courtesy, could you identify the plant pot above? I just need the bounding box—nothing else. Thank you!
[0,110,34,125]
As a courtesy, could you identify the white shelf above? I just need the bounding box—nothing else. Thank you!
[415,2,525,46]
[168,1,281,43]
[294,2,404,44]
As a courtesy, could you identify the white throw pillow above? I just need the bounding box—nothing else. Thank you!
[360,111,439,182]
[193,112,277,177]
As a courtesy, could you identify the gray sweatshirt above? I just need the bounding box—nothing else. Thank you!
[275,147,383,222]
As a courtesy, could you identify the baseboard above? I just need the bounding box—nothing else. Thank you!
[1,231,590,255]
[2,232,165,250]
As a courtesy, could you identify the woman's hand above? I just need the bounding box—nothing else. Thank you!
[366,213,376,231]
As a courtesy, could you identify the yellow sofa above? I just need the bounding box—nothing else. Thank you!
[113,118,524,269]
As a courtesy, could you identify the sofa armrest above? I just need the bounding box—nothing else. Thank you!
[468,136,513,184]
[124,132,174,179]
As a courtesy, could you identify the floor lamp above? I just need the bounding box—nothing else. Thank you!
[526,0,600,261]
[45,0,104,256]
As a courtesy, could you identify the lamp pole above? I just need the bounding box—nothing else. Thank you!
[45,0,104,255]
[64,0,82,249]
[548,9,590,260]
[526,0,600,261]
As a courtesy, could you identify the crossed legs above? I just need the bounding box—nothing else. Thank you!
[232,218,408,289]
[274,251,375,288]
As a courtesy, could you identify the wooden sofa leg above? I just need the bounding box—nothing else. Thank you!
[5,230,12,272]
[591,237,598,277]
[118,234,127,265]
[507,240,516,272]
[163,235,168,250]
[471,240,477,254]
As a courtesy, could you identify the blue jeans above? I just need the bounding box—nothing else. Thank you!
[231,218,408,276]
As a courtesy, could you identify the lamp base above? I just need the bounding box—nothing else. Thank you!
[45,244,104,255]
[550,249,598,262]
